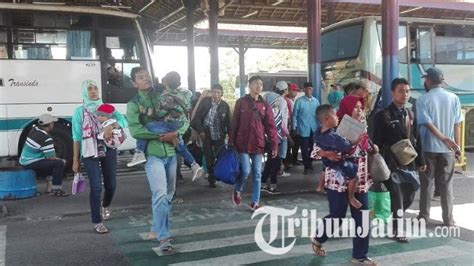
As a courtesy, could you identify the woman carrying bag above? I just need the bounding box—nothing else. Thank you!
[72,80,128,234]
[373,78,426,243]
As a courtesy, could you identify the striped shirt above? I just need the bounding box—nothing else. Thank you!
[19,127,56,165]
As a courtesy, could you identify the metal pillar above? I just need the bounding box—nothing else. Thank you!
[381,0,399,107]
[238,38,248,97]
[209,0,219,86]
[184,0,197,93]
[307,0,322,101]
[327,2,336,25]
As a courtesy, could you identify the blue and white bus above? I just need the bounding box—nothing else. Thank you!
[0,3,154,169]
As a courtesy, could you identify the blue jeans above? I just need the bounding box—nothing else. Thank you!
[145,155,177,241]
[315,189,369,260]
[137,121,195,166]
[82,149,117,224]
[234,153,263,204]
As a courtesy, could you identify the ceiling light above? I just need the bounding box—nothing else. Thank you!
[272,0,285,6]
[400,6,422,15]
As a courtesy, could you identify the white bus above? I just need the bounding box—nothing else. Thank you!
[320,16,474,148]
[0,3,154,169]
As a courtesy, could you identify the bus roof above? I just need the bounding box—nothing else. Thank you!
[248,70,307,77]
[0,3,138,19]
[322,16,474,33]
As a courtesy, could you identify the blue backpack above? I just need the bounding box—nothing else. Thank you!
[213,145,240,185]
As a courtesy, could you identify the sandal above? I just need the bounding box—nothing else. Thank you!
[94,223,109,234]
[157,238,174,253]
[351,257,376,265]
[51,189,69,197]
[147,232,175,243]
[310,237,326,256]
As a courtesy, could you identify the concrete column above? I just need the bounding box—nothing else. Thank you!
[307,0,322,101]
[185,0,197,92]
[381,0,399,107]
[238,38,247,98]
[209,0,219,86]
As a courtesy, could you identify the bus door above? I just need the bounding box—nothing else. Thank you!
[97,16,144,105]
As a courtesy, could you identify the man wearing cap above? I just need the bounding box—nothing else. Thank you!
[292,82,320,175]
[285,83,301,167]
[19,114,68,197]
[261,81,290,194]
[416,67,463,226]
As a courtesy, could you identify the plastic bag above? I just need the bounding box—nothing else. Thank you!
[72,173,87,195]
[368,191,391,224]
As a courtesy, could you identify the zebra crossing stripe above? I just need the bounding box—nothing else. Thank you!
[168,237,393,265]
[0,225,6,266]
[369,245,469,265]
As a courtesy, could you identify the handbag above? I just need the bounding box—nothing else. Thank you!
[368,152,391,182]
[213,145,240,185]
[72,173,87,195]
[390,169,420,191]
[390,110,418,166]
[367,139,390,182]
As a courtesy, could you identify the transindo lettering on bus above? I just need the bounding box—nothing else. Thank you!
[8,79,39,87]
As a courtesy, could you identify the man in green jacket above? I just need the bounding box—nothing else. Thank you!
[126,67,188,253]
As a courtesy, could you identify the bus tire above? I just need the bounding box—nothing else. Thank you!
[49,123,73,174]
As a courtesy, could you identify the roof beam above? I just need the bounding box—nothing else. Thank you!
[323,0,474,11]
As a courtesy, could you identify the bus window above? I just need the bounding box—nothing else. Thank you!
[103,35,141,103]
[0,29,6,59]
[434,25,474,64]
[322,24,363,63]
[376,24,408,63]
[11,29,95,60]
[418,28,432,64]
[98,16,135,30]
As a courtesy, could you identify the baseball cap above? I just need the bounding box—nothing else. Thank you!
[422,67,444,82]
[288,83,298,92]
[97,103,116,118]
[275,81,288,91]
[38,114,58,125]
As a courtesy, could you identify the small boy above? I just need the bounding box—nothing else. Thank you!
[96,104,126,156]
[127,72,204,182]
[314,104,363,209]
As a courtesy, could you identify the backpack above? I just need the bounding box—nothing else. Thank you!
[213,145,240,185]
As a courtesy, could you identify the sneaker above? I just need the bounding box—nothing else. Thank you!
[351,257,376,265]
[51,189,69,197]
[267,187,281,195]
[278,171,291,178]
[94,223,109,234]
[191,163,205,182]
[127,151,147,167]
[232,192,241,206]
[261,185,270,192]
[248,202,261,211]
[101,206,111,221]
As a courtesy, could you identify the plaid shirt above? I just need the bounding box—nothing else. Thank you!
[204,100,221,140]
[313,145,373,193]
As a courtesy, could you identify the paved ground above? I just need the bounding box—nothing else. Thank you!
[1,153,473,266]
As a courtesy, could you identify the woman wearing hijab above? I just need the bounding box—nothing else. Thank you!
[311,96,377,265]
[72,80,128,234]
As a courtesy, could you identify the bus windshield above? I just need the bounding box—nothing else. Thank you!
[321,23,363,63]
